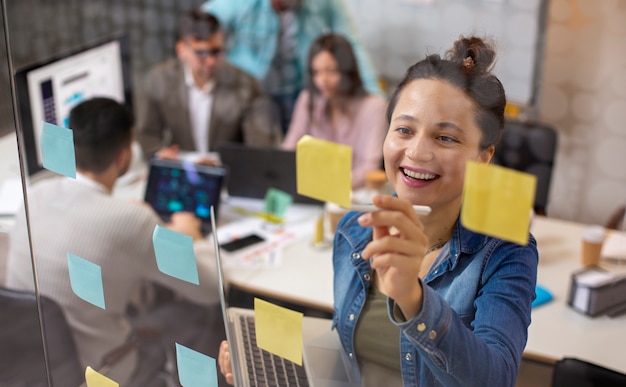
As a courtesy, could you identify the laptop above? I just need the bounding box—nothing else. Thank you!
[209,209,362,387]
[218,143,322,205]
[143,158,227,235]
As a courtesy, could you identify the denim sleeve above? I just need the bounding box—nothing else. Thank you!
[388,240,538,386]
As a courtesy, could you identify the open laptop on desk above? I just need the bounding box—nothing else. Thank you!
[218,143,322,205]
[144,158,227,235]
[209,210,361,387]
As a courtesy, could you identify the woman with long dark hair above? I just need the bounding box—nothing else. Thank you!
[282,33,387,188]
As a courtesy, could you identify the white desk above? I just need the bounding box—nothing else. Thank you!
[526,216,626,373]
[221,211,626,374]
[216,197,332,312]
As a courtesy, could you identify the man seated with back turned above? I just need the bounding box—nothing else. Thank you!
[137,9,281,163]
[6,98,223,386]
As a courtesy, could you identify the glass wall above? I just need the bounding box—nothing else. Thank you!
[0,1,209,385]
[0,1,549,386]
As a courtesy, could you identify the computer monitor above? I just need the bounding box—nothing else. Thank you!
[13,33,132,177]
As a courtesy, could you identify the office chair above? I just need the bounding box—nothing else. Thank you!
[492,120,558,216]
[552,357,626,387]
[0,286,84,386]
[605,205,625,230]
[0,287,171,387]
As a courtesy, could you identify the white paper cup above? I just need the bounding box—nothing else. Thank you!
[581,225,606,266]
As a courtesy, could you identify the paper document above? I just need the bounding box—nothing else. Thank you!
[0,177,22,215]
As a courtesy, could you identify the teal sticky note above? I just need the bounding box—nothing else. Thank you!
[152,225,199,285]
[41,121,76,178]
[176,343,218,387]
[264,188,293,219]
[67,253,106,309]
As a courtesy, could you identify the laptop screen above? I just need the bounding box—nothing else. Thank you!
[209,207,248,386]
[218,143,322,205]
[144,159,227,232]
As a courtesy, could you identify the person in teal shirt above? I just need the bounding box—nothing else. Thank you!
[201,0,384,133]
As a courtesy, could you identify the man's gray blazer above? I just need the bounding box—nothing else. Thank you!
[137,58,281,158]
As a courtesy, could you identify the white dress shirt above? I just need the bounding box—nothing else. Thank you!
[183,65,215,154]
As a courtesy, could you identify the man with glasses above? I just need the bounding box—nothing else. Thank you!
[137,9,281,163]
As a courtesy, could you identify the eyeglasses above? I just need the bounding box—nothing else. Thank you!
[187,43,224,59]
[192,47,223,58]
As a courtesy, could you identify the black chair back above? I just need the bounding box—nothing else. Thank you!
[0,287,84,387]
[552,357,626,387]
[493,120,558,215]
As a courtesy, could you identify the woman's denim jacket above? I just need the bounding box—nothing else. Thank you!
[332,211,538,387]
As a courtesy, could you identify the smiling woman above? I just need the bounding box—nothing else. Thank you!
[331,36,538,387]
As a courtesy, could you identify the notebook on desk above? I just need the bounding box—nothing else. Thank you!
[143,158,227,235]
[209,209,361,387]
[218,143,322,205]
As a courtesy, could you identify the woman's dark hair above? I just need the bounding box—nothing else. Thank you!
[69,97,134,173]
[386,36,506,150]
[306,34,367,120]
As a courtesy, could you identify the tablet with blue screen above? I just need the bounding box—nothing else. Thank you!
[144,158,227,235]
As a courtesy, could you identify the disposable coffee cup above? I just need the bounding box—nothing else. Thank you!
[325,202,348,239]
[581,225,606,267]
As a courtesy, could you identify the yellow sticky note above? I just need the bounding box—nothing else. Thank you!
[85,366,119,387]
[461,161,536,245]
[254,298,303,366]
[296,135,352,208]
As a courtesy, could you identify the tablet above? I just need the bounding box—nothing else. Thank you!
[144,158,227,234]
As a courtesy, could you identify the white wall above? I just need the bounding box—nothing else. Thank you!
[538,0,626,225]
[344,0,544,107]
[345,0,626,226]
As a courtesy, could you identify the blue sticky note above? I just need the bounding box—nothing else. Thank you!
[532,284,553,308]
[152,225,199,285]
[67,253,106,309]
[41,121,76,178]
[176,343,218,387]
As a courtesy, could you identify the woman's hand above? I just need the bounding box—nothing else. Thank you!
[218,340,234,385]
[357,194,429,319]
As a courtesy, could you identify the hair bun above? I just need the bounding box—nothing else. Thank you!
[448,36,496,75]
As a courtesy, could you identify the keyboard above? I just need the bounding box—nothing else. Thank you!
[239,315,309,386]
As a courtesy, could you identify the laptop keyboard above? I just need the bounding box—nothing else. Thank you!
[240,315,309,386]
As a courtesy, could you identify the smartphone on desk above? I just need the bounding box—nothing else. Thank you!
[219,233,265,252]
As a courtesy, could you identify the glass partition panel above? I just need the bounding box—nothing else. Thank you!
[1,1,551,386]
[1,1,212,386]
[0,2,52,385]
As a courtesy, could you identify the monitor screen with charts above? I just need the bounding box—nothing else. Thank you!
[13,33,132,177]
